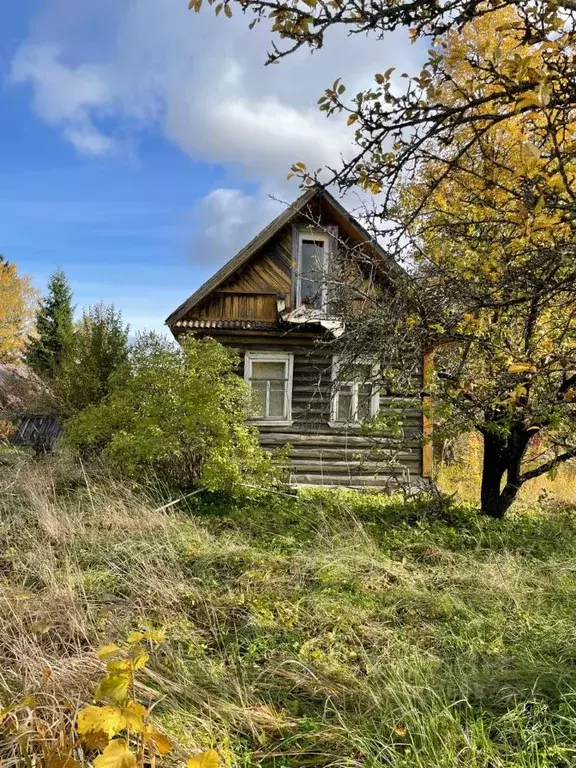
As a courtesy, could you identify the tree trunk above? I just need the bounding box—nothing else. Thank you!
[480,431,508,518]
[479,427,533,518]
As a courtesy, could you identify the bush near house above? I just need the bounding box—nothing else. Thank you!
[64,333,276,492]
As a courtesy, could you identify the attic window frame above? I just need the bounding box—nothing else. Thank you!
[295,229,331,310]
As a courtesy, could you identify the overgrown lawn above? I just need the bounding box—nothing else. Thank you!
[2,453,576,767]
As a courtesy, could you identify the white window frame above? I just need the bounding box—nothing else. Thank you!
[329,355,380,428]
[296,230,330,310]
[244,352,294,426]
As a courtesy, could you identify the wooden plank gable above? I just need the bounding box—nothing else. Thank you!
[166,187,401,330]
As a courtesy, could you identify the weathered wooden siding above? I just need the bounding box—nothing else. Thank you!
[174,197,428,487]
[186,227,293,322]
[195,292,280,321]
[208,330,424,487]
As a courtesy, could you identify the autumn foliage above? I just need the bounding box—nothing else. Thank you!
[206,0,576,516]
[0,256,36,362]
[1,629,220,768]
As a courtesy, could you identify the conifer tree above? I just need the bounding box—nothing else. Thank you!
[28,269,74,379]
[57,302,130,414]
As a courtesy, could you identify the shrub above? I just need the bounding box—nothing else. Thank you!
[64,334,276,491]
[56,302,129,415]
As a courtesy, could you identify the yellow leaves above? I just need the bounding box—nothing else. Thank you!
[126,629,165,644]
[98,644,122,661]
[347,113,358,126]
[507,362,537,374]
[0,258,37,362]
[94,631,162,705]
[95,669,131,704]
[516,92,542,111]
[130,648,150,670]
[187,749,220,768]
[122,702,147,734]
[78,706,127,741]
[4,632,178,768]
[148,728,172,755]
[93,740,137,768]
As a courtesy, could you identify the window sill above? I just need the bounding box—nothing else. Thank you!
[248,419,294,427]
[327,421,365,429]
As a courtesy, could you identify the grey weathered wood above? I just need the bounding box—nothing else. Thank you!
[291,474,412,487]
[274,446,419,462]
[259,431,412,446]
[166,188,427,488]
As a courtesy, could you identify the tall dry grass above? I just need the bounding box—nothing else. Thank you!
[1,451,576,766]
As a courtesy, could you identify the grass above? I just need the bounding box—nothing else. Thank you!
[2,451,576,766]
[437,433,576,507]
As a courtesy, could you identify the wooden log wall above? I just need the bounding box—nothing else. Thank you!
[213,330,424,487]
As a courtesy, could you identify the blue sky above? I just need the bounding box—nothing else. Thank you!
[2,0,421,334]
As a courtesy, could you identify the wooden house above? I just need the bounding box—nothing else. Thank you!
[166,188,432,489]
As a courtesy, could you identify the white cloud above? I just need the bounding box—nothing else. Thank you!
[10,42,115,156]
[192,187,284,264]
[10,0,425,259]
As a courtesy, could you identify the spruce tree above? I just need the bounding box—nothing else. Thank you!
[28,269,74,379]
[57,302,130,414]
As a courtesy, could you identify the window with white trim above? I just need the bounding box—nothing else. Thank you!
[244,353,294,424]
[296,230,329,309]
[331,357,379,425]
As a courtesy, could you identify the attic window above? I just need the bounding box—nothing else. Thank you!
[296,231,329,310]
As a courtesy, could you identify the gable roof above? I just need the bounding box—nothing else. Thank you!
[166,187,398,327]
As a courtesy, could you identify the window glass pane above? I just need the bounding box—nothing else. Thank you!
[268,382,286,419]
[250,380,267,418]
[251,361,286,380]
[300,238,325,307]
[357,384,372,421]
[336,385,354,422]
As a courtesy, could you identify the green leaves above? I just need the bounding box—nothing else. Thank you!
[64,334,276,493]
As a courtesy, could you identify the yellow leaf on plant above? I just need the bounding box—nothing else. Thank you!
[507,363,536,374]
[98,644,122,662]
[130,648,149,670]
[127,629,165,644]
[78,705,126,739]
[126,632,145,644]
[96,672,131,703]
[122,701,147,733]
[187,749,220,768]
[93,739,137,768]
[150,728,172,755]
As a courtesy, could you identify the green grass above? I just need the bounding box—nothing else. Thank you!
[2,452,576,767]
